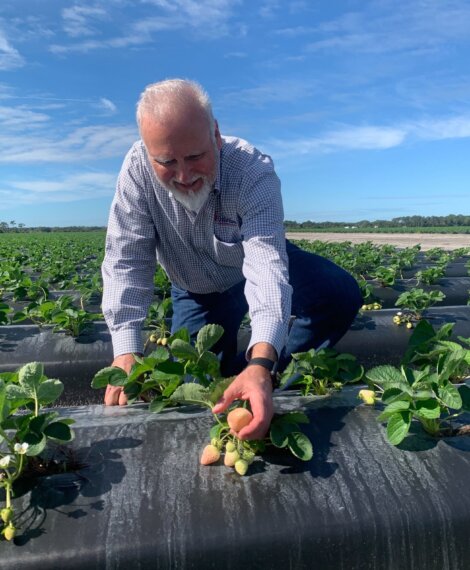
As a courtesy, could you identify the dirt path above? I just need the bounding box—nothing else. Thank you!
[286,232,470,251]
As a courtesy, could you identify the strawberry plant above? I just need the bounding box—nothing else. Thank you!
[395,288,445,320]
[178,380,314,476]
[0,363,74,540]
[415,265,446,285]
[370,265,398,287]
[92,324,225,412]
[401,319,470,382]
[279,347,364,396]
[0,300,11,325]
[365,363,470,445]
[145,297,173,347]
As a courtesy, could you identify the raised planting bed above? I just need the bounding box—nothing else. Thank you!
[1,387,469,569]
[368,277,470,308]
[2,306,470,405]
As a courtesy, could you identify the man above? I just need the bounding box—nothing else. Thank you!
[102,79,362,440]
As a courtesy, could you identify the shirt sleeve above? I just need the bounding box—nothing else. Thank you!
[238,153,292,360]
[101,145,157,357]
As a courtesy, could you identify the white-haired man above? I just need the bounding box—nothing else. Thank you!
[102,79,362,439]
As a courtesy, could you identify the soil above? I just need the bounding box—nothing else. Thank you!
[286,232,470,251]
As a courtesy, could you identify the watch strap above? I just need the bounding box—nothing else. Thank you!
[247,357,276,372]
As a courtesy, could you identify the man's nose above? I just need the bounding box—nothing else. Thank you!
[174,161,192,184]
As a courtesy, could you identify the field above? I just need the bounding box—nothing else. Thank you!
[286,231,470,250]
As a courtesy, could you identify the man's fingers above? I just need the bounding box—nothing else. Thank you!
[236,383,273,440]
[104,385,125,406]
[212,385,239,414]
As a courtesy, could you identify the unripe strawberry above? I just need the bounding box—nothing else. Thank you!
[234,459,249,476]
[0,508,12,524]
[373,303,381,310]
[211,438,222,450]
[224,450,240,467]
[225,441,236,453]
[149,334,158,343]
[227,408,253,432]
[361,304,368,311]
[406,322,413,329]
[3,523,16,541]
[241,449,255,464]
[393,316,401,324]
[156,337,162,345]
[161,338,168,346]
[358,389,376,405]
[200,444,220,465]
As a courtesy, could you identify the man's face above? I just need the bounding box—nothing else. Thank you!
[141,106,222,210]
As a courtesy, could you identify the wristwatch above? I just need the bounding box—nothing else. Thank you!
[247,357,279,389]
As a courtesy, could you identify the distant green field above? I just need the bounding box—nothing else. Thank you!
[284,226,470,234]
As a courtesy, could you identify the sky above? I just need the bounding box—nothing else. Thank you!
[1,0,470,227]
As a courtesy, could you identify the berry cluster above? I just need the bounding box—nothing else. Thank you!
[361,302,382,311]
[392,311,414,329]
[200,408,257,476]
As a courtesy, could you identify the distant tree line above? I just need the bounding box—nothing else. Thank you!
[0,222,106,233]
[284,215,470,229]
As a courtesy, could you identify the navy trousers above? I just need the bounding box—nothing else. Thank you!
[170,240,363,376]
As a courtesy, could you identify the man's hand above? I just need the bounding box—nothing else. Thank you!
[212,364,274,440]
[104,353,136,406]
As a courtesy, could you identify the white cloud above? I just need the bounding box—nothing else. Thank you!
[304,1,470,55]
[62,6,107,38]
[0,123,137,163]
[1,171,117,206]
[0,30,25,70]
[50,0,242,54]
[265,114,470,156]
[99,97,117,113]
[0,105,50,128]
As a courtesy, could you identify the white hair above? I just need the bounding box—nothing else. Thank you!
[136,78,215,136]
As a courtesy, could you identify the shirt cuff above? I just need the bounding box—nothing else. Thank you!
[245,319,288,362]
[110,327,144,358]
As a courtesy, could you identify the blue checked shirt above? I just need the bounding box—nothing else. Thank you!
[102,135,292,359]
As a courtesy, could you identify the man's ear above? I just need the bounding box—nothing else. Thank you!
[214,120,223,151]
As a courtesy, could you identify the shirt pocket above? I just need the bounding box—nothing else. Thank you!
[212,236,244,268]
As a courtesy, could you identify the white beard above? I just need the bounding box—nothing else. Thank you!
[168,177,213,213]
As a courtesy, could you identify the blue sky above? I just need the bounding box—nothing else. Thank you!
[1,0,470,227]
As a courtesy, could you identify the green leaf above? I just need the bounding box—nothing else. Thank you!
[162,377,182,398]
[197,350,221,377]
[37,379,64,405]
[381,387,406,404]
[24,432,47,456]
[195,324,224,354]
[270,421,297,448]
[377,399,411,421]
[414,399,441,419]
[458,385,470,411]
[29,411,59,435]
[386,412,412,445]
[44,421,74,442]
[18,362,44,397]
[207,378,234,405]
[169,327,190,343]
[91,367,127,389]
[209,423,224,440]
[149,396,167,413]
[279,411,310,425]
[146,346,170,362]
[170,339,198,360]
[438,381,462,410]
[287,432,313,461]
[269,422,290,448]
[0,380,7,423]
[366,365,405,388]
[170,383,211,408]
